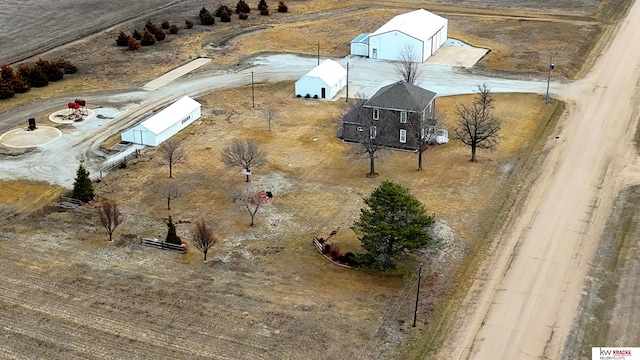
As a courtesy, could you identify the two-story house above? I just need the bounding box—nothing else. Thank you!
[340,81,442,150]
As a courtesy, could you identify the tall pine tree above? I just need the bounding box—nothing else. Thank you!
[71,164,95,203]
[352,181,434,271]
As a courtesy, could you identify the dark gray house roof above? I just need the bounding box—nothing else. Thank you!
[364,81,436,112]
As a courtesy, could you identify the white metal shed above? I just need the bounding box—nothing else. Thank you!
[367,9,448,62]
[121,95,201,146]
[294,59,347,100]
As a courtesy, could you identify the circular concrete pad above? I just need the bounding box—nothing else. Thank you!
[0,126,62,148]
[49,108,96,124]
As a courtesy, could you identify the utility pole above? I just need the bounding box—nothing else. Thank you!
[412,263,423,327]
[346,62,349,102]
[317,42,320,65]
[251,71,255,108]
[545,56,555,105]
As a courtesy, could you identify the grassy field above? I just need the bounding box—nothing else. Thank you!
[0,81,562,358]
[0,0,627,358]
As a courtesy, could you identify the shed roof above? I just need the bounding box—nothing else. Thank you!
[301,59,347,87]
[365,81,436,112]
[139,96,201,135]
[351,33,370,44]
[371,9,447,42]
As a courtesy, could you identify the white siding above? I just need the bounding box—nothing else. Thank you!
[351,43,368,56]
[369,31,423,61]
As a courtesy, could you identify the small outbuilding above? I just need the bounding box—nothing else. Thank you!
[353,9,448,62]
[121,95,201,146]
[295,59,347,100]
[350,33,370,57]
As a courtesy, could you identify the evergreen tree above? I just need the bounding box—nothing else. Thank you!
[26,64,48,87]
[277,1,288,12]
[128,37,141,50]
[56,58,78,74]
[1,64,29,93]
[169,24,179,34]
[258,0,268,11]
[164,215,182,245]
[352,181,434,271]
[140,29,156,46]
[71,164,95,203]
[144,19,156,33]
[153,26,166,41]
[36,58,64,82]
[236,0,251,14]
[0,78,14,99]
[199,7,215,25]
[185,19,194,29]
[132,29,143,40]
[116,30,130,46]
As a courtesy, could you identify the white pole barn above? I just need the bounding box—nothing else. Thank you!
[295,59,347,100]
[121,95,201,146]
[367,9,448,62]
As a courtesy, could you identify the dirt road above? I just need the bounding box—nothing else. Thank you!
[437,0,640,358]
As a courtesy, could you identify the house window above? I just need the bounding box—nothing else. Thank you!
[373,108,379,120]
[357,126,363,132]
[370,126,377,139]
[400,129,407,143]
[400,111,407,123]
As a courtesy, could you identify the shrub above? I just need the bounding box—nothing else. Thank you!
[304,94,310,98]
[132,29,142,40]
[1,64,30,93]
[116,30,130,46]
[260,8,269,15]
[296,94,301,98]
[56,58,77,74]
[216,5,233,20]
[277,1,288,12]
[140,29,156,46]
[239,13,248,20]
[161,20,170,29]
[218,7,233,22]
[236,0,251,14]
[199,7,215,25]
[313,94,318,99]
[37,58,64,82]
[128,37,141,50]
[185,19,194,29]
[144,20,156,33]
[25,65,49,87]
[153,26,166,41]
[0,79,14,99]
[258,0,268,11]
[169,24,179,34]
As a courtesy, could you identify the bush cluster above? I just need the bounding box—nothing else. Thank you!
[0,58,75,100]
[216,5,233,22]
[117,18,185,51]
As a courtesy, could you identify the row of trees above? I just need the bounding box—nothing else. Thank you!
[199,0,288,24]
[0,58,77,99]
[116,19,183,51]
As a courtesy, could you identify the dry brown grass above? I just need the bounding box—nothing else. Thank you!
[0,180,65,214]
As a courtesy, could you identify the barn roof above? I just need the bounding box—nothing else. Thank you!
[370,9,447,42]
[300,59,347,86]
[139,95,201,135]
[365,81,436,112]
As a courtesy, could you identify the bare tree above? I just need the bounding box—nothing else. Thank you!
[220,139,267,182]
[345,97,389,177]
[163,183,180,210]
[159,139,187,178]
[264,107,276,131]
[234,189,272,226]
[96,198,123,242]
[191,218,218,262]
[453,84,501,162]
[395,44,422,85]
[410,110,444,171]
